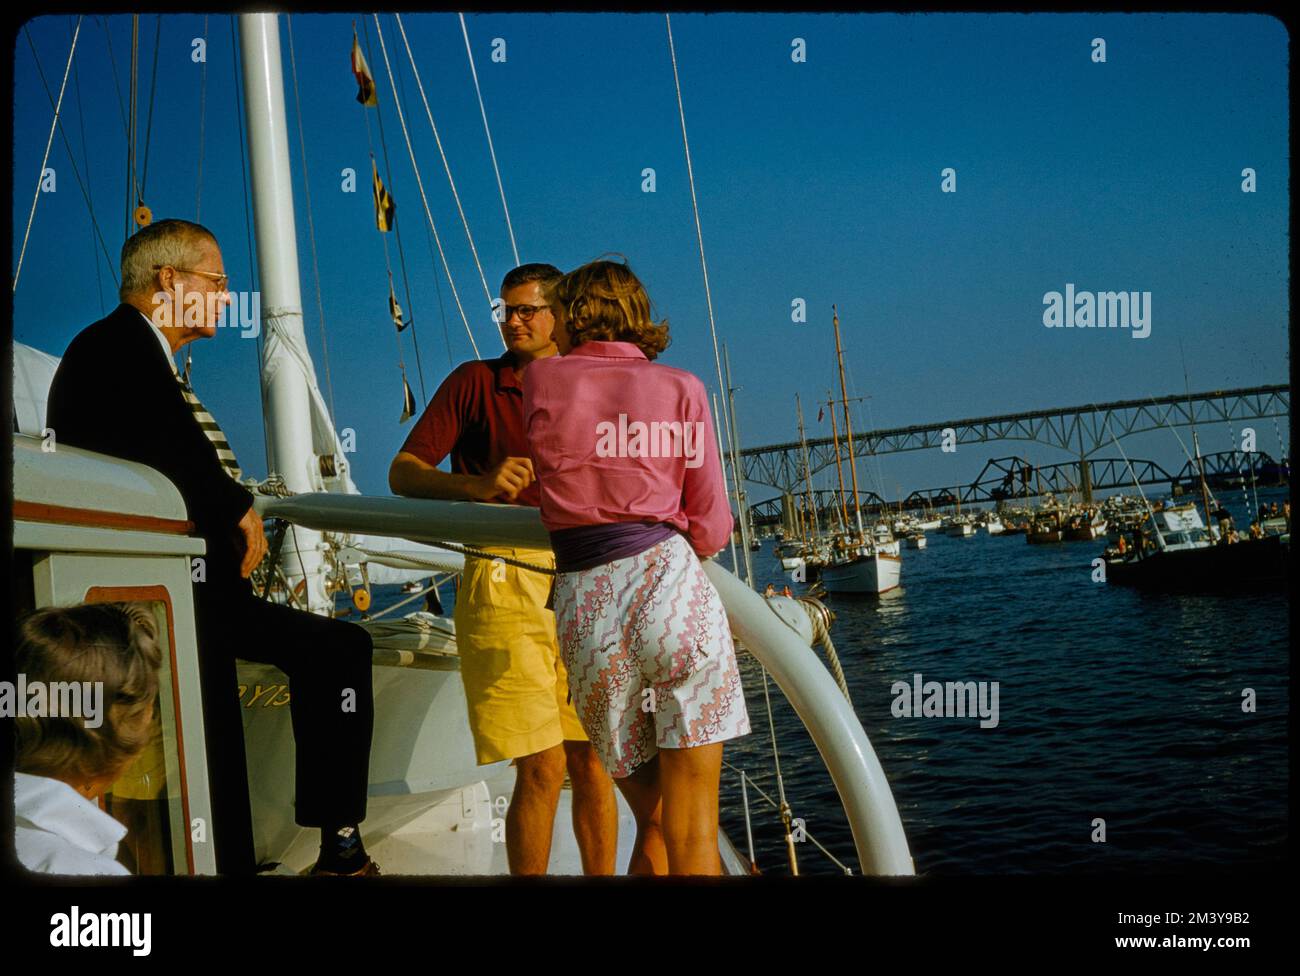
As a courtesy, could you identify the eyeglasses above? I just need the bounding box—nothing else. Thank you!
[154,265,229,292]
[500,303,551,323]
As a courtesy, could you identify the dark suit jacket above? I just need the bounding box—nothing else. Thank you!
[46,303,255,588]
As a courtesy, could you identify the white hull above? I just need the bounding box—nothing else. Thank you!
[904,534,926,549]
[781,555,806,571]
[820,552,902,594]
[985,520,1005,535]
[944,522,975,537]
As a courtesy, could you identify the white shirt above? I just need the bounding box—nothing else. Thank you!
[14,772,131,876]
[137,307,179,375]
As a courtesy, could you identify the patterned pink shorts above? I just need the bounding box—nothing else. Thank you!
[552,533,751,778]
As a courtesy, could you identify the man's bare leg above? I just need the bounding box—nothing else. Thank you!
[505,745,566,875]
[563,739,618,875]
[612,755,668,876]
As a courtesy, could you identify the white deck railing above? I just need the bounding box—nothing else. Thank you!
[256,492,915,875]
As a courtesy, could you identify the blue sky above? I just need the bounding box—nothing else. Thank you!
[12,13,1290,505]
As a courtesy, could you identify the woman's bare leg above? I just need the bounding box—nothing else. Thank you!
[611,755,668,875]
[659,743,724,876]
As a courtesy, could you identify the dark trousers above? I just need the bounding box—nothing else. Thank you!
[193,582,374,875]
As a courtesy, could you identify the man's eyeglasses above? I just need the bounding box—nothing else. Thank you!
[154,265,229,292]
[500,303,551,323]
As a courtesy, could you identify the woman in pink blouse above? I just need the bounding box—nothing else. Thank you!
[524,259,750,876]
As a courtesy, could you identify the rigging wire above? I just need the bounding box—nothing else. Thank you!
[98,17,130,142]
[127,16,137,241]
[67,16,106,314]
[356,20,415,403]
[847,361,888,508]
[195,14,208,221]
[370,13,481,359]
[720,759,852,874]
[138,14,161,202]
[286,14,338,424]
[662,15,750,563]
[361,15,428,402]
[458,12,520,266]
[387,27,440,394]
[14,18,83,296]
[391,29,455,370]
[665,14,728,422]
[393,13,501,338]
[18,20,118,297]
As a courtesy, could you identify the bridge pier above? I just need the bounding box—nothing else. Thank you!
[1079,455,1093,505]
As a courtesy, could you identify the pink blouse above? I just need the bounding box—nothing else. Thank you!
[522,341,734,558]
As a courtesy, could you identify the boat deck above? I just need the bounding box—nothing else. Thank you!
[270,764,746,876]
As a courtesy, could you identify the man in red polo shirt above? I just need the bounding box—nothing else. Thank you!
[389,264,617,875]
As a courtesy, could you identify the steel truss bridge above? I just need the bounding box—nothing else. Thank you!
[750,450,1291,527]
[741,384,1289,525]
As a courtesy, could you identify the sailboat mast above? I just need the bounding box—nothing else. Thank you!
[827,389,851,535]
[833,306,864,538]
[1192,429,1217,537]
[238,13,330,614]
[796,393,817,539]
[723,345,755,586]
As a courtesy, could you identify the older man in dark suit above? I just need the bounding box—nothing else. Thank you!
[46,218,377,876]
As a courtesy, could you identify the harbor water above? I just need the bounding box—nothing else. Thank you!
[716,486,1289,875]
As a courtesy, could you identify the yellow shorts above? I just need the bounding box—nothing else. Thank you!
[453,546,588,764]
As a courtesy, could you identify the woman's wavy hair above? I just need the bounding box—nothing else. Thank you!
[544,257,670,359]
[14,603,162,784]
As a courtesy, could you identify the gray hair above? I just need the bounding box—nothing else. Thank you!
[119,219,217,301]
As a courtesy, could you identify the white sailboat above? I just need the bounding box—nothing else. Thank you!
[818,307,902,595]
[13,13,913,876]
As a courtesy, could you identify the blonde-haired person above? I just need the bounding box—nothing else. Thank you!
[13,603,162,875]
[523,258,749,875]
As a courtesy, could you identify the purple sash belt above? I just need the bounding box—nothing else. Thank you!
[544,521,679,618]
[549,521,679,574]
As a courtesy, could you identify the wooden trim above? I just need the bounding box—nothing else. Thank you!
[14,501,194,536]
[84,585,196,876]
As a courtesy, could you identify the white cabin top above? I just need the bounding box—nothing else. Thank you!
[14,433,189,523]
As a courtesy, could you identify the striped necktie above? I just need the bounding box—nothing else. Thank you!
[169,362,243,482]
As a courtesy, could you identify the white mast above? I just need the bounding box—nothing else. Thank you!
[238,14,331,615]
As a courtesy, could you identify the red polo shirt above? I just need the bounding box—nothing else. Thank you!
[399,352,541,507]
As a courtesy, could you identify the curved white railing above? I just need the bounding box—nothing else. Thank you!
[256,492,915,875]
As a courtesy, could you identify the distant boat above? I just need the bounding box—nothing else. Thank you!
[1105,506,1287,589]
[984,514,1005,535]
[943,515,976,537]
[1027,508,1064,544]
[904,532,926,550]
[1064,509,1107,542]
[821,544,903,593]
